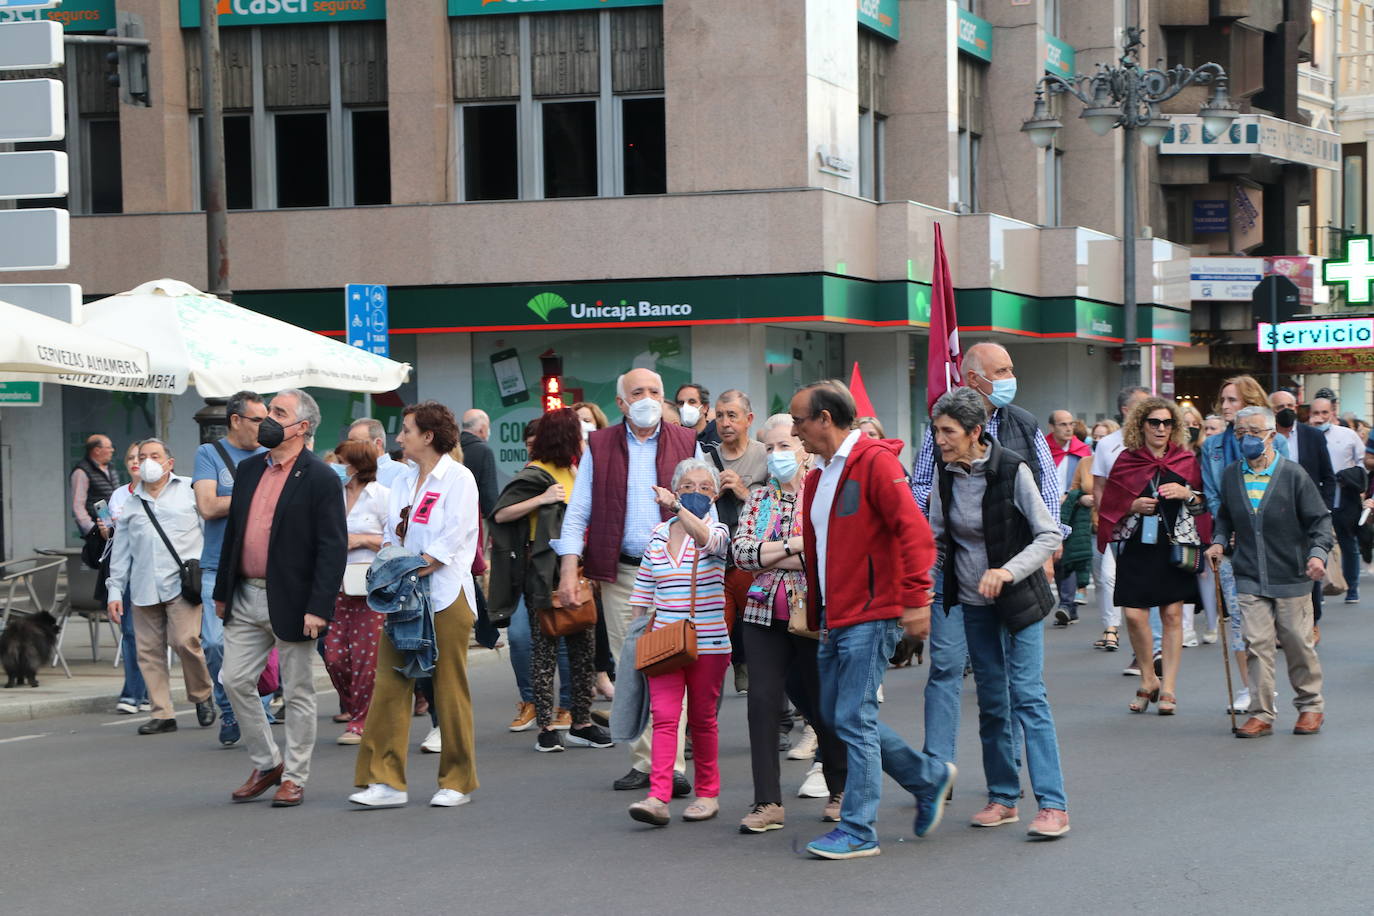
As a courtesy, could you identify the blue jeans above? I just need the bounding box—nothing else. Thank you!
[922,570,962,765]
[962,607,1067,811]
[201,569,234,720]
[818,617,944,845]
[118,585,147,705]
[507,596,571,707]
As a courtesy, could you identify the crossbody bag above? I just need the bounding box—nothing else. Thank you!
[635,550,700,676]
[140,498,203,606]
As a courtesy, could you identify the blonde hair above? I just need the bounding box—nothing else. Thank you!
[1122,398,1187,451]
[1217,375,1270,414]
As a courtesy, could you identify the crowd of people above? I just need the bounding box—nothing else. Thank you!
[70,345,1351,856]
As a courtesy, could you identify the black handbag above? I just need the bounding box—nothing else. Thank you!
[139,498,203,606]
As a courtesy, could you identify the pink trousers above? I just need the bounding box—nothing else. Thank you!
[646,653,731,803]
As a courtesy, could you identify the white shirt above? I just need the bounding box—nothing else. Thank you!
[382,453,478,615]
[1320,423,1364,472]
[345,480,390,565]
[108,482,137,525]
[106,476,204,607]
[1090,429,1127,478]
[375,452,409,489]
[1277,427,1301,466]
[810,429,862,604]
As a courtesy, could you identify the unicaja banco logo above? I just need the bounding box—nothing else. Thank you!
[527,292,569,321]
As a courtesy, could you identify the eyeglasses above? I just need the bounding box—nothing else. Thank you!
[1144,418,1176,429]
[235,414,264,424]
[396,505,411,541]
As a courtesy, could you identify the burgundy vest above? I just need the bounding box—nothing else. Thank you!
[583,420,698,581]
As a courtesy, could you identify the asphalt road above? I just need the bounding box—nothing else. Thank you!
[4,598,1372,916]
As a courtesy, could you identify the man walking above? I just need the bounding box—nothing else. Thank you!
[1046,409,1091,626]
[193,390,268,746]
[794,380,954,859]
[1307,394,1364,603]
[106,439,215,735]
[1206,406,1331,738]
[215,389,347,808]
[348,418,407,487]
[553,367,700,794]
[71,433,118,536]
[460,408,499,518]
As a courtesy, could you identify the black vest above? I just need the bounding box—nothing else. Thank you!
[938,438,1055,633]
[75,456,118,518]
[991,403,1044,494]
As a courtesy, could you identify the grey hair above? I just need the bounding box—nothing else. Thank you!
[931,387,988,434]
[139,437,173,458]
[275,388,321,435]
[670,457,720,492]
[350,418,385,442]
[616,369,665,401]
[758,413,795,439]
[1205,414,1223,423]
[1235,406,1276,431]
[461,409,489,431]
[1117,386,1150,416]
[717,389,752,413]
[224,390,264,424]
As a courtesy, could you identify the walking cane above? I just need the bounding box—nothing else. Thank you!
[1213,562,1237,735]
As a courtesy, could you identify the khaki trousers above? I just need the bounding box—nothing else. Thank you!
[132,596,212,720]
[355,596,478,793]
[601,560,685,775]
[223,583,318,785]
[1237,592,1325,723]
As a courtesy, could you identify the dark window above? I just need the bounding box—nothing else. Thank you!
[85,120,123,214]
[542,100,597,199]
[622,97,665,195]
[351,109,391,205]
[224,114,254,210]
[274,112,329,208]
[463,105,518,201]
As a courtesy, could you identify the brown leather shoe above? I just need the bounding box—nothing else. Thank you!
[1293,711,1324,735]
[1233,717,1273,739]
[1312,624,1321,646]
[271,779,304,807]
[231,763,284,802]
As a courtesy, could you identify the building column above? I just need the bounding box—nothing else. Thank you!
[1,390,69,559]
[417,333,472,411]
[387,0,452,204]
[979,0,1044,224]
[688,325,768,417]
[884,0,957,207]
[119,0,194,213]
[844,331,914,448]
[1058,0,1126,237]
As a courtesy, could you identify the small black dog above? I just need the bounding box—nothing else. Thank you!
[889,634,925,668]
[1,611,59,688]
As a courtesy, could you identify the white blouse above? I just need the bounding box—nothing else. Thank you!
[382,453,478,616]
[344,480,390,564]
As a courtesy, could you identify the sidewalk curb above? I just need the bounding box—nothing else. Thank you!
[0,646,505,724]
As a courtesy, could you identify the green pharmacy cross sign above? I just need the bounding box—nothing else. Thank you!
[1324,235,1374,304]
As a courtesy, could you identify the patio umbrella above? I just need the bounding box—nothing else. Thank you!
[0,297,148,382]
[48,279,411,397]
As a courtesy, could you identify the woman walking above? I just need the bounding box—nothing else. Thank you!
[626,458,732,827]
[732,415,847,833]
[108,440,150,714]
[322,440,389,745]
[927,388,1069,838]
[1100,397,1208,716]
[350,401,481,809]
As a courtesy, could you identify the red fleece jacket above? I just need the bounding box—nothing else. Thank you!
[802,435,936,631]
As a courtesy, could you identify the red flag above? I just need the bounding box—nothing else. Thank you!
[927,222,962,411]
[848,362,877,417]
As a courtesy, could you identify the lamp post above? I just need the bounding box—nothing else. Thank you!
[1021,26,1238,390]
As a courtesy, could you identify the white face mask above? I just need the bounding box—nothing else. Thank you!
[627,397,662,429]
[140,457,166,484]
[678,404,701,427]
[580,420,597,440]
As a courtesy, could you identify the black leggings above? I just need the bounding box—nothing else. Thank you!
[742,619,847,805]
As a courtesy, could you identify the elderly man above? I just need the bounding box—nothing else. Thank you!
[1206,406,1332,738]
[1308,395,1364,603]
[71,433,118,537]
[215,389,347,808]
[106,439,215,735]
[348,418,408,488]
[460,408,499,518]
[193,390,268,746]
[553,367,701,793]
[910,342,1064,769]
[1046,409,1091,626]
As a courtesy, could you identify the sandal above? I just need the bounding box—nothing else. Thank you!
[1094,628,1119,652]
[1129,687,1159,714]
[1157,692,1177,716]
[681,796,719,822]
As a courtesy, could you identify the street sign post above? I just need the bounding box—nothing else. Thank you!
[1251,274,1301,392]
[0,381,42,406]
[345,283,389,415]
[0,18,60,68]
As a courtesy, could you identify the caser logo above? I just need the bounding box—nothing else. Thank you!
[526,292,693,322]
[216,0,371,15]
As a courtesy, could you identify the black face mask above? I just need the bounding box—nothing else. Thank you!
[1275,408,1297,428]
[256,417,302,449]
[1187,426,1200,444]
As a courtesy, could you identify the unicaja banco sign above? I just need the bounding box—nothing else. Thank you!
[526,292,692,323]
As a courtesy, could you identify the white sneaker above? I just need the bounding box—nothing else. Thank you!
[348,784,408,807]
[1182,634,1199,648]
[419,726,441,754]
[798,762,828,798]
[138,702,152,712]
[876,685,885,704]
[1202,630,1218,644]
[1229,689,1251,714]
[115,701,139,715]
[430,788,472,808]
[786,724,818,760]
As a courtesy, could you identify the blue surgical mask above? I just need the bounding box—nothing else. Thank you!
[677,492,713,519]
[330,463,348,483]
[982,375,1017,409]
[1315,422,1332,432]
[1239,435,1267,460]
[767,450,799,483]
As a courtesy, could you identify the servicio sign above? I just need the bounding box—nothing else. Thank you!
[1257,317,1374,353]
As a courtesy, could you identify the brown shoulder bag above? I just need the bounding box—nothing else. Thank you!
[635,551,699,676]
[537,577,598,638]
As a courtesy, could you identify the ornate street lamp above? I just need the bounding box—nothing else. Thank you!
[1021,26,1239,389]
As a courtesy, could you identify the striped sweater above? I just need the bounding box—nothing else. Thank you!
[629,518,732,655]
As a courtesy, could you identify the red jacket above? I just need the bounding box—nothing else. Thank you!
[802,435,936,630]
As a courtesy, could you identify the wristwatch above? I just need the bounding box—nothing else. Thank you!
[671,499,683,513]
[783,541,794,557]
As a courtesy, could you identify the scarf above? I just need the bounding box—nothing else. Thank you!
[1046,434,1092,467]
[1097,443,1204,551]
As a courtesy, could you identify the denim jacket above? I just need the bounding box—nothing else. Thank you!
[367,545,435,678]
[1200,425,1288,517]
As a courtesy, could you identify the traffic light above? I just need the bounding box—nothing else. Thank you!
[104,12,150,108]
[540,350,564,413]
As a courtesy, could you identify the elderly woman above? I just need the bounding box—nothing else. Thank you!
[351,401,481,809]
[927,388,1068,838]
[625,458,732,827]
[322,439,389,745]
[1100,397,1208,716]
[731,414,847,833]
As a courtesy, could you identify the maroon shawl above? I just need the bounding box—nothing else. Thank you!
[1097,444,1209,551]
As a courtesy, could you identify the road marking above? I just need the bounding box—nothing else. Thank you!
[101,708,197,727]
[0,733,48,744]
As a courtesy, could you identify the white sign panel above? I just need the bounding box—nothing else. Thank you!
[0,78,63,142]
[0,282,80,321]
[0,208,69,271]
[0,150,67,199]
[1190,257,1264,301]
[0,1,60,10]
[1160,114,1340,172]
[0,19,62,69]
[1257,318,1374,352]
